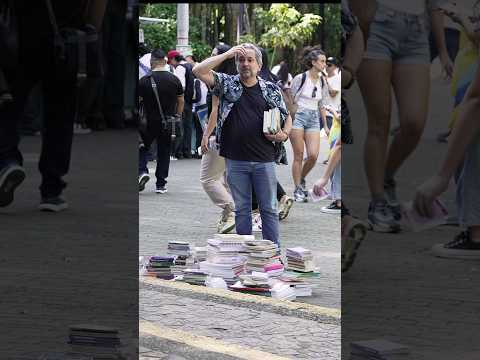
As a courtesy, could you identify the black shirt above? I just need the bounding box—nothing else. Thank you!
[220,82,275,162]
[139,70,183,123]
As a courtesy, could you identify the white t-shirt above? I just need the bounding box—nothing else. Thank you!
[139,53,151,79]
[193,79,208,111]
[174,62,187,90]
[378,0,426,14]
[297,76,323,111]
[324,72,341,113]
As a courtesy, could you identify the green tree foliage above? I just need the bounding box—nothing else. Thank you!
[256,4,321,67]
[139,3,339,70]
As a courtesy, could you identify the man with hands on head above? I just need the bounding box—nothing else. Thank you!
[193,43,292,246]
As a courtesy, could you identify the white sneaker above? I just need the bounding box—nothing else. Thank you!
[252,212,262,232]
[73,123,92,135]
[219,212,236,234]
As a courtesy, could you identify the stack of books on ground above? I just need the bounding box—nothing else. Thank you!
[193,246,207,263]
[182,268,209,286]
[167,241,194,276]
[270,282,296,301]
[286,247,315,272]
[67,324,121,359]
[143,256,175,279]
[199,236,249,284]
[350,339,410,359]
[278,273,313,297]
[243,240,283,275]
[229,272,271,296]
[167,241,191,257]
[171,255,195,276]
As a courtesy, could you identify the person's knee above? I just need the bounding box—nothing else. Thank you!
[293,151,304,162]
[400,120,424,139]
[306,153,318,164]
[367,109,390,137]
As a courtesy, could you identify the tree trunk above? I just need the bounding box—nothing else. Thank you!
[201,3,207,43]
[248,3,256,41]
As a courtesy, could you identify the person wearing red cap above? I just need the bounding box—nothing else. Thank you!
[167,50,180,65]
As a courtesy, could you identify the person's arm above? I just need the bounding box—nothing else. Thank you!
[414,65,480,217]
[342,24,365,89]
[176,95,184,116]
[86,0,108,31]
[201,95,219,153]
[314,142,341,194]
[442,7,480,47]
[430,9,454,78]
[192,45,248,88]
[348,0,376,47]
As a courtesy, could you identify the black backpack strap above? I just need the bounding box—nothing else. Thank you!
[149,75,166,123]
[294,72,307,98]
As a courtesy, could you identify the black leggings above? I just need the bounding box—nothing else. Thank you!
[252,182,286,211]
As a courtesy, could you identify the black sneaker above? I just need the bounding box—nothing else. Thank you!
[293,186,307,202]
[139,173,150,192]
[431,231,480,259]
[367,200,401,233]
[156,185,168,194]
[300,177,308,197]
[0,164,26,207]
[321,201,341,214]
[39,196,68,212]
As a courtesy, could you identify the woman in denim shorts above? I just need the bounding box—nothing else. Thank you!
[290,47,329,202]
[354,0,433,232]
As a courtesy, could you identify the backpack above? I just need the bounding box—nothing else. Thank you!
[179,62,195,104]
[288,72,325,117]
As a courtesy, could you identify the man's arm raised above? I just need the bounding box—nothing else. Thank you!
[192,45,248,88]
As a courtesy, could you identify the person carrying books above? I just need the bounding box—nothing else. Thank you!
[193,43,292,246]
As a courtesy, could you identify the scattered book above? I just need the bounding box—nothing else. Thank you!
[67,324,121,359]
[401,199,448,232]
[350,339,410,360]
[286,247,315,272]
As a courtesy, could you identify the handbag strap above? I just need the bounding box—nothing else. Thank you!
[45,0,65,59]
[150,76,166,123]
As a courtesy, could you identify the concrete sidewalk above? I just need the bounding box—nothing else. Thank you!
[139,135,341,358]
[342,76,480,359]
[0,130,139,358]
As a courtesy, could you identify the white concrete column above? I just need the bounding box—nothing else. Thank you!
[176,3,192,56]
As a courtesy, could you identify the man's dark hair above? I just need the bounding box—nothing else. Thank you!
[215,43,237,75]
[151,48,167,61]
[278,61,290,84]
[258,47,279,83]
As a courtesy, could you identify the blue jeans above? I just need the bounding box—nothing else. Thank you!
[331,162,341,201]
[225,159,280,246]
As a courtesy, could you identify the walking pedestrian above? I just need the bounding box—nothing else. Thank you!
[138,48,184,194]
[290,46,329,202]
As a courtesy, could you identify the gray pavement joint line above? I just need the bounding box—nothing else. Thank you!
[140,320,292,360]
[140,277,340,325]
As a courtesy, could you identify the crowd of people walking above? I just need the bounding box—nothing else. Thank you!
[138,41,341,251]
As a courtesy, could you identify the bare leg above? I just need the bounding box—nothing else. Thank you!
[357,59,393,200]
[290,128,305,187]
[301,130,320,181]
[385,63,430,180]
